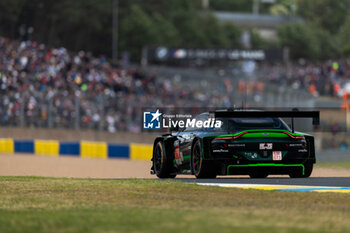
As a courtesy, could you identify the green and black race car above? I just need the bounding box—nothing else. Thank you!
[151,110,319,179]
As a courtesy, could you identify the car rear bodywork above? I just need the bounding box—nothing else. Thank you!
[205,129,315,176]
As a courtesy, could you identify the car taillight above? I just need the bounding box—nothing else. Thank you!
[214,132,248,140]
[283,131,305,139]
[213,136,233,140]
[214,131,305,140]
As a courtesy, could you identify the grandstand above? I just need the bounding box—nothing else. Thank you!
[1,38,349,133]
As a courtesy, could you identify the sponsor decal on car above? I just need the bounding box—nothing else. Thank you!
[212,149,229,153]
[259,143,272,150]
[289,143,303,147]
[228,144,245,147]
[245,152,258,159]
[298,149,308,152]
[272,151,282,161]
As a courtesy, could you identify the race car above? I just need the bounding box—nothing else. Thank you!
[151,109,319,179]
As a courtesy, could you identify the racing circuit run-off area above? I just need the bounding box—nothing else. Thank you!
[1,177,350,233]
[1,0,350,232]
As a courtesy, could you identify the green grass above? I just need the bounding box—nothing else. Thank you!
[316,161,350,169]
[0,177,350,233]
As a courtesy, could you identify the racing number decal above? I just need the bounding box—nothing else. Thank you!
[272,151,282,161]
[174,140,182,165]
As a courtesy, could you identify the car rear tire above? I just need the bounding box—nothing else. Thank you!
[153,141,176,179]
[191,140,216,179]
[289,162,313,178]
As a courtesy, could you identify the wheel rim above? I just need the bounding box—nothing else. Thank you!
[154,144,162,173]
[193,144,201,174]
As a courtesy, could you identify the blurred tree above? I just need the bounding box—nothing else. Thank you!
[119,4,158,59]
[250,29,271,49]
[54,0,112,54]
[270,4,289,16]
[209,0,271,14]
[277,23,320,59]
[222,22,242,48]
[0,0,242,60]
[10,0,112,55]
[338,15,350,57]
[151,13,181,46]
[1,0,349,61]
[0,0,26,38]
[210,0,254,12]
[278,22,340,59]
[168,7,210,47]
[298,0,350,34]
[313,28,340,59]
[200,14,230,47]
[270,0,297,16]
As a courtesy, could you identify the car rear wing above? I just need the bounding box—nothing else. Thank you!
[209,110,320,133]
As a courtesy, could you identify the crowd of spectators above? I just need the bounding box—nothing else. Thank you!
[259,60,350,99]
[0,38,234,132]
[1,38,349,132]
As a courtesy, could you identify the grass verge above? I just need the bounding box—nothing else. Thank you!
[316,161,350,170]
[0,177,350,233]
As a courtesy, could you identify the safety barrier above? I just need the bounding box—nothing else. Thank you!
[130,143,153,160]
[35,140,59,156]
[0,138,153,160]
[0,138,14,154]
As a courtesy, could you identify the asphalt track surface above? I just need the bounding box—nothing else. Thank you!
[176,177,350,187]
